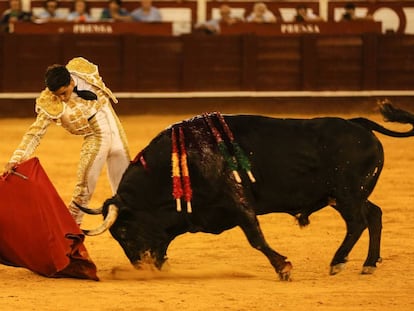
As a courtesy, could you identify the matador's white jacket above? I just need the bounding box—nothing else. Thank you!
[9,57,130,224]
[9,57,125,163]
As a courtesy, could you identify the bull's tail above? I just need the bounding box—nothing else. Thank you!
[379,101,414,124]
[350,101,414,138]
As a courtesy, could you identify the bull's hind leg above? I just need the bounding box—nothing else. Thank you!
[238,210,292,281]
[330,200,368,275]
[362,200,382,274]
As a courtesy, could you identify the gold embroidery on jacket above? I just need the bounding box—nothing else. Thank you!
[66,57,118,104]
[35,88,65,119]
[72,117,103,205]
[60,99,93,136]
[59,88,108,135]
[9,112,52,163]
[9,58,118,164]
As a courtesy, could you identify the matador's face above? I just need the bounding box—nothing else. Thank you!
[52,78,75,103]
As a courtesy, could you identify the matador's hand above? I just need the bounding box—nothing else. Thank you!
[3,162,17,175]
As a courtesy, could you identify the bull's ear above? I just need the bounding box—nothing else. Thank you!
[82,204,119,236]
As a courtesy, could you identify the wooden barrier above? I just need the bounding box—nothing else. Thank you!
[1,31,413,92]
[10,21,173,35]
[219,21,382,35]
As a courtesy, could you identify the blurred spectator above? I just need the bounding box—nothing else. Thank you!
[100,0,132,22]
[294,4,323,22]
[195,4,243,34]
[131,0,162,22]
[1,0,32,32]
[34,0,66,22]
[341,2,373,21]
[67,0,93,22]
[246,2,276,23]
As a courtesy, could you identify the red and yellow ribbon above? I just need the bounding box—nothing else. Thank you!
[171,126,192,213]
[179,127,192,213]
[171,127,183,212]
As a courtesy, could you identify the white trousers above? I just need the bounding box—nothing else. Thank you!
[68,105,130,224]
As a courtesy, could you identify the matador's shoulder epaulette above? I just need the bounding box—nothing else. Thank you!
[35,88,65,119]
[66,57,118,104]
[66,57,97,75]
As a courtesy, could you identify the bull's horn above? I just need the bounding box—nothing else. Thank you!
[73,201,102,215]
[82,204,119,236]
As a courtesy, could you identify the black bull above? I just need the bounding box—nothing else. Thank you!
[80,103,414,281]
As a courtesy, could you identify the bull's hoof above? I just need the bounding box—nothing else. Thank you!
[160,260,171,272]
[278,262,292,281]
[133,261,158,271]
[279,271,291,281]
[330,263,346,275]
[361,266,376,274]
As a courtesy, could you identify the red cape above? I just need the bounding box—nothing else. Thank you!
[0,158,98,280]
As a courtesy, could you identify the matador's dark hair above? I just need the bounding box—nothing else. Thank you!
[44,64,71,92]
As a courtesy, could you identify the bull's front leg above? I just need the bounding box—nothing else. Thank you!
[238,209,292,281]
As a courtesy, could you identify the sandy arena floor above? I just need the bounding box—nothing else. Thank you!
[0,111,413,311]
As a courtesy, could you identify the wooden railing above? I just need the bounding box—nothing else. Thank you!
[1,29,413,92]
[218,21,382,35]
[10,21,173,34]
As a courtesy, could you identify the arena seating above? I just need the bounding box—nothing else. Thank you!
[1,1,414,33]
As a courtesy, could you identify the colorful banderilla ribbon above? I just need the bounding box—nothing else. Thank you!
[179,127,192,213]
[203,113,241,183]
[204,112,256,183]
[171,126,192,213]
[171,127,183,212]
[216,113,256,183]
